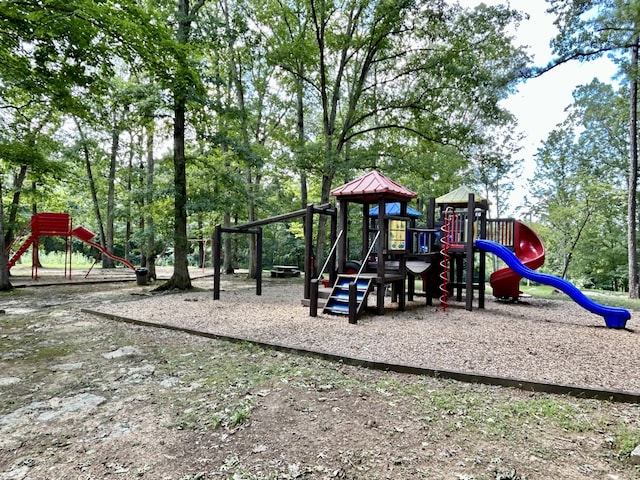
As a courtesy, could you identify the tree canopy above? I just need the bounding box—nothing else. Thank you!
[1,0,633,293]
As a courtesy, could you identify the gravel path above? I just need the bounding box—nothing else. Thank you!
[88,275,640,395]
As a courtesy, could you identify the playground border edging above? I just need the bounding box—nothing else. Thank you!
[82,308,640,405]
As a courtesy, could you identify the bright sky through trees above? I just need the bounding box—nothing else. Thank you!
[458,0,618,212]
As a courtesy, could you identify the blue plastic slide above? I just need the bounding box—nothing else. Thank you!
[476,239,631,329]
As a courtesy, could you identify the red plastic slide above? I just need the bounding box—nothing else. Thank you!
[489,221,545,299]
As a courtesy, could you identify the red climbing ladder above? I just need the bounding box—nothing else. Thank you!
[439,207,454,311]
[6,213,135,280]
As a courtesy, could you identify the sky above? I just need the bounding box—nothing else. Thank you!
[457,0,619,214]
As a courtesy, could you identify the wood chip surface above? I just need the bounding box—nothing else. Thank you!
[92,278,640,394]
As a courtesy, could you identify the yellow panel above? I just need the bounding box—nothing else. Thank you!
[388,220,406,251]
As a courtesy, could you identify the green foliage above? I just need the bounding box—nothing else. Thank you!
[545,0,639,68]
[0,143,45,169]
[0,0,177,114]
[530,80,628,290]
[258,0,529,204]
[0,0,543,279]
[540,1,638,296]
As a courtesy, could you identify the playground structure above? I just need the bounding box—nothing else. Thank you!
[212,170,630,329]
[212,203,337,300]
[325,171,631,328]
[305,176,497,323]
[6,212,136,280]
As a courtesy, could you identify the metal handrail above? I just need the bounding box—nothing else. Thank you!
[354,231,380,281]
[316,230,344,281]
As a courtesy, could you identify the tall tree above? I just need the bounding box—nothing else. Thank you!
[0,137,65,286]
[144,115,158,280]
[542,0,640,297]
[73,117,109,250]
[155,0,208,291]
[259,1,528,266]
[0,91,58,245]
[531,80,629,288]
[0,174,9,290]
[629,37,639,296]
[469,126,524,217]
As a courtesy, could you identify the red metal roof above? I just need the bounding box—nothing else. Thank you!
[330,171,417,201]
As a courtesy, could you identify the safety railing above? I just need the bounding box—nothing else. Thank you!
[354,231,381,281]
[315,230,343,282]
[437,212,513,247]
[485,218,515,248]
[5,222,30,256]
[309,230,344,317]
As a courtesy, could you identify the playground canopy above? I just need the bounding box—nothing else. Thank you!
[330,170,417,202]
[435,186,485,206]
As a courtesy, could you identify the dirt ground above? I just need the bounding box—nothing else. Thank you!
[1,268,640,480]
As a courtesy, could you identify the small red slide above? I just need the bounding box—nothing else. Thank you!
[489,221,545,299]
[71,227,136,271]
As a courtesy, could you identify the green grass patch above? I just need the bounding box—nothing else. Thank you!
[504,397,592,432]
[613,426,640,459]
[520,284,640,310]
[31,251,95,268]
[390,380,619,443]
[26,344,75,363]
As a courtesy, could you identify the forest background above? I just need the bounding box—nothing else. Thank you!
[0,0,638,296]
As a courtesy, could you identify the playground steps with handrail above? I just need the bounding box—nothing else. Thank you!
[322,275,374,317]
[5,223,30,255]
[7,234,35,269]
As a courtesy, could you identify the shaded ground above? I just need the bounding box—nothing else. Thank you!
[1,271,639,479]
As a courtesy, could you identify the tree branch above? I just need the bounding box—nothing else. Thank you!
[528,44,633,78]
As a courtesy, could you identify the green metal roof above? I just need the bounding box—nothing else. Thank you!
[435,186,485,205]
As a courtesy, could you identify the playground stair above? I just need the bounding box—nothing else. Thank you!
[301,285,331,308]
[7,234,35,270]
[323,275,374,318]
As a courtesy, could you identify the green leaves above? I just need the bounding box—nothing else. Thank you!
[530,80,628,287]
[0,0,177,113]
[544,0,638,67]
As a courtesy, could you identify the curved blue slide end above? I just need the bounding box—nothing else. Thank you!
[476,239,631,329]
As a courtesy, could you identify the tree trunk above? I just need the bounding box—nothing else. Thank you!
[223,212,233,274]
[103,111,120,269]
[0,175,13,291]
[628,39,639,298]
[197,216,205,268]
[296,67,308,208]
[145,120,157,281]
[222,0,259,279]
[246,167,258,278]
[158,91,192,290]
[124,133,136,263]
[315,173,334,270]
[5,165,28,246]
[75,118,107,251]
[157,0,202,291]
